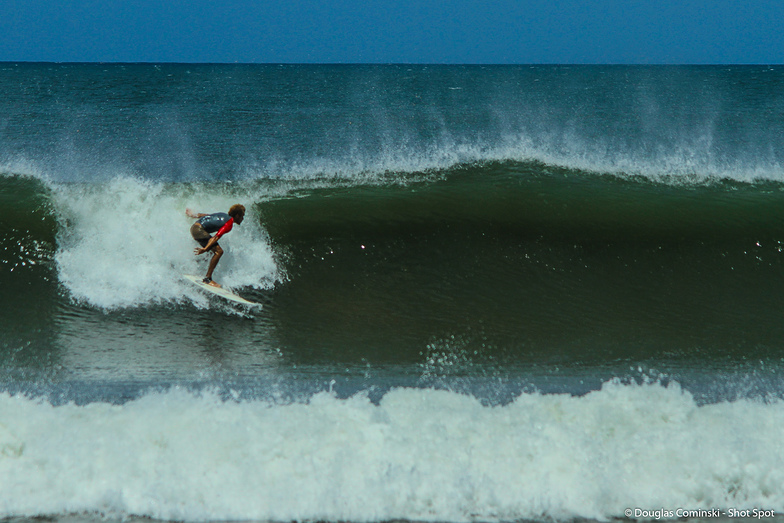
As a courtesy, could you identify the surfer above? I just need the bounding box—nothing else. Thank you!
[186,204,245,288]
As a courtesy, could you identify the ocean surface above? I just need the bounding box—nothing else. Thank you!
[2,63,784,522]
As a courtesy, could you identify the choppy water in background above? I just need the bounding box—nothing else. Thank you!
[1,63,784,521]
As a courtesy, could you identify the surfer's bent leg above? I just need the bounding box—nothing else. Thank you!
[205,244,223,285]
[191,223,222,287]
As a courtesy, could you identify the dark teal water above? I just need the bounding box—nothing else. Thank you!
[1,64,784,521]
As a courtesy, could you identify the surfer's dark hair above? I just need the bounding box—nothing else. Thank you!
[229,204,245,218]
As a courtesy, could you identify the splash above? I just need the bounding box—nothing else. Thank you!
[52,176,279,309]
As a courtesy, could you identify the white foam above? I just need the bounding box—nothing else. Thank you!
[1,380,782,521]
[53,176,279,309]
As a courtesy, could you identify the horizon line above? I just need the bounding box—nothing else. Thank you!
[2,60,782,67]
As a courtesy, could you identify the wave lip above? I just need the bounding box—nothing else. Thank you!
[1,381,782,522]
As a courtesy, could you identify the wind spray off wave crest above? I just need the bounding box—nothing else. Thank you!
[4,64,783,187]
[53,176,279,309]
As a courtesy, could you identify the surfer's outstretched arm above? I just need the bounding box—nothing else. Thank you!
[186,208,209,219]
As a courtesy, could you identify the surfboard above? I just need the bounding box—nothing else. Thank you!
[183,274,260,307]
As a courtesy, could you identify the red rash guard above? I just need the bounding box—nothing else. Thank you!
[213,218,234,241]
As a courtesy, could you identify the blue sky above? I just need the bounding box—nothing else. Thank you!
[2,0,782,64]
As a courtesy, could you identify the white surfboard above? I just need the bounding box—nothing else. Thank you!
[183,274,260,307]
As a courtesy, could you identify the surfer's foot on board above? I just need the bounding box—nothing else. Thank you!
[203,277,222,288]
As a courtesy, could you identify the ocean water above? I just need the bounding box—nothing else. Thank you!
[2,63,784,521]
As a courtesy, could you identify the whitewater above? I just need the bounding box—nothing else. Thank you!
[2,382,783,521]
